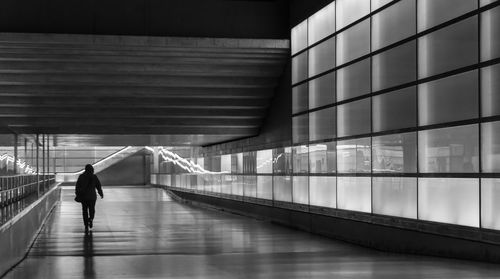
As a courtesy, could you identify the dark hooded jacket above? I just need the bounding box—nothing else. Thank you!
[75,166,103,201]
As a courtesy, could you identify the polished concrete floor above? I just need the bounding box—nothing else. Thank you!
[4,186,500,278]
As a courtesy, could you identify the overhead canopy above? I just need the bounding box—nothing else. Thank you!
[0,33,289,146]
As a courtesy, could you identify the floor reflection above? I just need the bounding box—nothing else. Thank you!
[83,232,96,279]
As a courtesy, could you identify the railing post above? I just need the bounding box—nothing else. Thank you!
[36,134,40,198]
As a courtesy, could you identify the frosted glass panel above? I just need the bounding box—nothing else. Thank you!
[309,107,335,141]
[372,41,417,91]
[221,175,232,194]
[309,141,336,173]
[309,176,337,208]
[292,51,308,84]
[418,70,478,126]
[482,121,500,172]
[419,125,479,173]
[244,176,257,198]
[418,0,477,31]
[481,6,500,61]
[293,176,309,205]
[231,153,243,174]
[292,83,308,114]
[481,0,499,6]
[308,2,335,45]
[481,179,500,230]
[372,87,417,132]
[337,59,371,101]
[373,177,417,218]
[221,155,231,173]
[273,176,292,202]
[418,178,479,227]
[292,145,309,174]
[482,64,500,117]
[372,132,417,173]
[231,175,244,196]
[291,20,308,55]
[337,177,371,213]
[257,176,273,200]
[372,0,416,50]
[256,149,273,174]
[336,0,370,30]
[292,114,308,144]
[337,137,371,173]
[419,16,478,78]
[309,72,335,109]
[372,0,396,10]
[336,19,370,65]
[273,147,292,174]
[337,98,371,137]
[309,37,335,77]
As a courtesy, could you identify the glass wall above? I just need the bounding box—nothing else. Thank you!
[153,0,500,233]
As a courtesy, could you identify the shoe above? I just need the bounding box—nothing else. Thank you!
[89,220,93,229]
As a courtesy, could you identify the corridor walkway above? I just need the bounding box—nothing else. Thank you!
[4,186,500,278]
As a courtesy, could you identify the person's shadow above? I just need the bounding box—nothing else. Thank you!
[83,232,97,278]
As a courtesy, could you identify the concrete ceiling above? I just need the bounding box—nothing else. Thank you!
[0,33,289,146]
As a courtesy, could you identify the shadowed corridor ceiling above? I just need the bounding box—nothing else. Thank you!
[0,33,289,146]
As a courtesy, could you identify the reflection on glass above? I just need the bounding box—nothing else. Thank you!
[337,176,371,213]
[418,16,478,78]
[244,176,257,198]
[372,41,416,91]
[292,83,308,114]
[231,153,243,173]
[482,121,500,172]
[221,175,232,194]
[372,0,416,50]
[309,37,335,77]
[481,0,499,6]
[291,20,308,55]
[243,151,256,174]
[372,132,417,173]
[418,0,477,31]
[256,149,273,174]
[419,125,479,173]
[481,178,500,230]
[481,5,500,61]
[293,176,309,204]
[309,141,336,173]
[292,145,309,173]
[309,107,335,141]
[221,155,231,173]
[336,19,370,65]
[308,2,336,45]
[337,98,371,137]
[418,70,478,126]
[292,51,308,84]
[418,178,479,227]
[337,59,371,101]
[337,137,371,173]
[372,177,417,218]
[231,175,244,196]
[257,176,273,200]
[482,64,500,117]
[273,147,292,174]
[273,176,292,202]
[309,72,335,110]
[292,114,308,144]
[372,87,417,132]
[309,176,337,208]
[336,0,370,30]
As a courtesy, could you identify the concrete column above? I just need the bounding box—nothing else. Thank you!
[13,134,18,174]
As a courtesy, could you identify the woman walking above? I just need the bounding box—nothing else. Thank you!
[75,164,104,233]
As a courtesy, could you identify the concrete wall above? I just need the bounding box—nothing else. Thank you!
[97,153,150,186]
[0,186,60,277]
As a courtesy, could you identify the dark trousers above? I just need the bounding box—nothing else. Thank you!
[81,200,96,226]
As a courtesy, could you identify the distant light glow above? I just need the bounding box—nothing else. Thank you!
[0,153,37,174]
[149,147,228,174]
